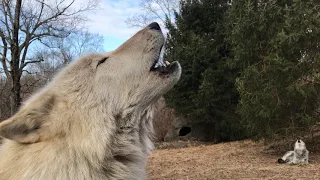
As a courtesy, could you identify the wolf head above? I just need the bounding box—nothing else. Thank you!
[55,22,181,110]
[294,139,307,156]
[106,22,180,107]
[294,140,306,150]
[0,22,181,144]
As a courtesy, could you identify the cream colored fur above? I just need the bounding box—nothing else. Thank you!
[0,23,181,180]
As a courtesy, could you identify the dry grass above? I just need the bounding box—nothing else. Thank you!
[148,140,320,179]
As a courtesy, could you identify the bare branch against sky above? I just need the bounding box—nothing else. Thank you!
[0,0,100,114]
[125,0,179,28]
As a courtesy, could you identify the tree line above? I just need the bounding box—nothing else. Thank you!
[1,0,320,142]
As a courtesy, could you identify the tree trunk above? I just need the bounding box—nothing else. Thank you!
[9,71,21,115]
[9,0,23,115]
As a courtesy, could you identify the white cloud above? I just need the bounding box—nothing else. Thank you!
[84,0,142,39]
[72,0,174,51]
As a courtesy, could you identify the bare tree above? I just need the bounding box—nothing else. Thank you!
[0,29,104,121]
[126,0,179,28]
[46,30,104,65]
[0,0,99,114]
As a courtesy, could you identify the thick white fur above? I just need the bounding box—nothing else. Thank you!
[0,24,181,180]
[278,140,309,165]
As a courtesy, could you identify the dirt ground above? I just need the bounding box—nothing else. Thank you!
[148,140,320,180]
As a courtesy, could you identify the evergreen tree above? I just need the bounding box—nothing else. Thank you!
[165,0,246,141]
[227,0,320,139]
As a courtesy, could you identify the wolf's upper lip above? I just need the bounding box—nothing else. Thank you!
[149,41,164,71]
[148,22,167,73]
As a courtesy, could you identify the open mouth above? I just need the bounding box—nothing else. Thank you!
[149,46,178,75]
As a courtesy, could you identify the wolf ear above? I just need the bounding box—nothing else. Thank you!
[0,95,55,144]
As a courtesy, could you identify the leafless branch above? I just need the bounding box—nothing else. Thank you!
[20,58,44,70]
[126,0,178,27]
[0,0,100,114]
[22,69,35,74]
[1,0,13,40]
[0,29,10,78]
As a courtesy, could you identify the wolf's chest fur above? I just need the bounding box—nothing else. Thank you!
[0,115,153,180]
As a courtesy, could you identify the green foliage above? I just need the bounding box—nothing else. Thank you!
[165,0,320,141]
[227,0,320,139]
[165,0,246,141]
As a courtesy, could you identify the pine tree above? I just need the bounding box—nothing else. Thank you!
[227,0,320,139]
[165,0,246,141]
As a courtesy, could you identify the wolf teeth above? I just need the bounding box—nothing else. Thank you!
[154,62,162,68]
[154,60,167,68]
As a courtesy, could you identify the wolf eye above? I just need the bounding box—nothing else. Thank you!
[97,57,108,67]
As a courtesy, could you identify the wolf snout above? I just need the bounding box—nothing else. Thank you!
[148,22,161,31]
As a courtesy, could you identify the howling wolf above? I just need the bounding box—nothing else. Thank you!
[0,22,181,180]
[278,139,309,165]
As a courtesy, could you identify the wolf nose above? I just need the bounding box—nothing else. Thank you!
[148,22,161,31]
[298,140,301,143]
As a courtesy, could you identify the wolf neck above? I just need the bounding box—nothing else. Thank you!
[113,103,156,155]
[72,101,156,178]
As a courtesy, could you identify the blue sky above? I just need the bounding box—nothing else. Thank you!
[83,0,143,52]
[103,36,126,52]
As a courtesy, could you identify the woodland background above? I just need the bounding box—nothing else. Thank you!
[1,0,320,143]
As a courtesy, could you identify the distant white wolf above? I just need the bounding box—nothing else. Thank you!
[277,140,309,165]
[0,22,181,180]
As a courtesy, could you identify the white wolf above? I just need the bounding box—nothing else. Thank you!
[278,140,309,165]
[0,22,181,180]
